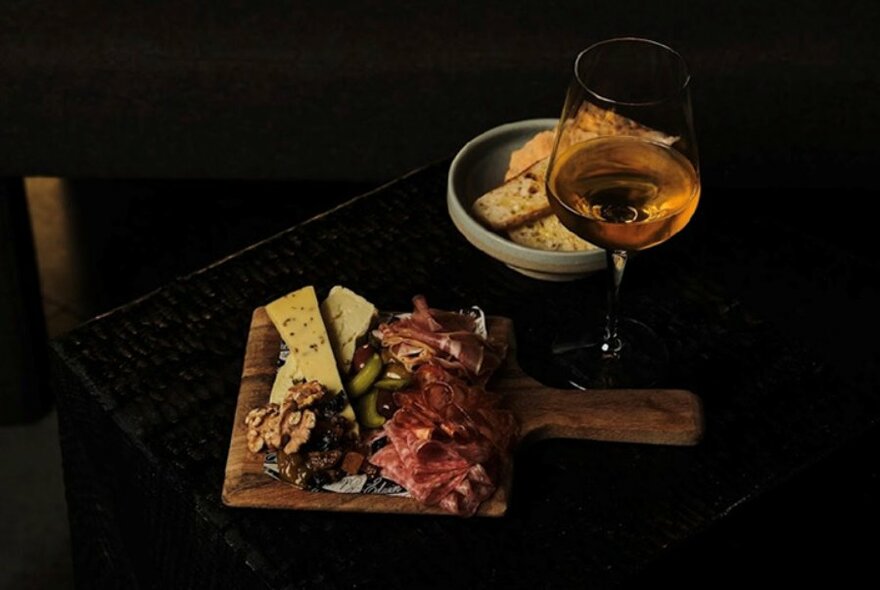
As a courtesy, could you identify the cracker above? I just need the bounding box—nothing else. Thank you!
[504,104,678,179]
[471,159,551,231]
[505,131,555,182]
[507,214,598,252]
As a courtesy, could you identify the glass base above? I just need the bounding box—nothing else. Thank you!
[552,317,669,389]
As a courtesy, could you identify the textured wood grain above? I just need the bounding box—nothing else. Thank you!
[223,307,703,516]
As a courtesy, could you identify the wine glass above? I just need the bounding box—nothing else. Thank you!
[546,38,700,388]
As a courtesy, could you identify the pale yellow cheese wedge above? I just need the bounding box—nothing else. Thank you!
[266,286,359,433]
[320,286,377,375]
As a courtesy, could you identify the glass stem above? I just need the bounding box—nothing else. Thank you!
[603,249,628,357]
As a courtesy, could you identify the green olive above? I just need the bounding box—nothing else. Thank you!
[372,360,411,390]
[382,361,409,381]
[373,376,412,390]
[356,389,386,429]
[346,353,383,399]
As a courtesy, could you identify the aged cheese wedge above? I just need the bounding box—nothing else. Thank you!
[266,286,359,432]
[266,285,344,403]
[320,285,378,375]
[268,352,301,406]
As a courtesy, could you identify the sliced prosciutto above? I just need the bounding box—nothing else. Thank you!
[376,295,505,385]
[370,364,518,516]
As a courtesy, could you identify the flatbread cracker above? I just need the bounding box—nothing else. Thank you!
[507,215,598,252]
[566,102,678,147]
[471,159,551,231]
[505,131,555,182]
[504,103,678,179]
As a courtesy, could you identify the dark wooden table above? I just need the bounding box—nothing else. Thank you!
[51,161,880,589]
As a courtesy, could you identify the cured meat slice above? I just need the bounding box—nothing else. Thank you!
[377,295,506,384]
[370,365,517,516]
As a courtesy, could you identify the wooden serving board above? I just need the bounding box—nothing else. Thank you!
[223,308,704,517]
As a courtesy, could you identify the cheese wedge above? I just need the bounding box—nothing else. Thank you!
[265,286,344,403]
[269,351,301,405]
[320,286,378,375]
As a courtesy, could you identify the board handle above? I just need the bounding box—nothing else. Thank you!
[503,388,704,446]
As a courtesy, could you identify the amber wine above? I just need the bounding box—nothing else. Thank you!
[548,136,700,251]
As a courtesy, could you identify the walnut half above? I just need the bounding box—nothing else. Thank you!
[245,403,281,453]
[244,380,327,455]
[279,407,317,455]
[285,380,327,409]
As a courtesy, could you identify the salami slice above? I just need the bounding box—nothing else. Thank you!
[370,363,517,516]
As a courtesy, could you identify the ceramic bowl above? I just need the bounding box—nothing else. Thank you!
[447,119,605,281]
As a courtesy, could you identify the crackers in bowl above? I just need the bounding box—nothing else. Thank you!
[471,103,676,253]
[471,159,597,253]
